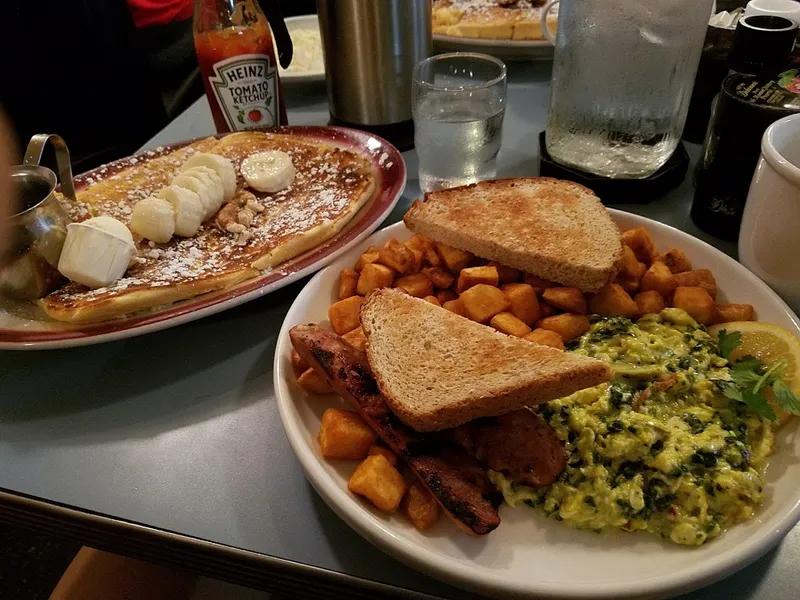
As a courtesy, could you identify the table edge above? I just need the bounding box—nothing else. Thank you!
[0,488,447,600]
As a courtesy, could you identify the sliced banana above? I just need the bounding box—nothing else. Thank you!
[241,150,295,193]
[189,166,225,211]
[130,197,175,243]
[158,185,204,237]
[176,166,225,218]
[181,153,237,201]
[172,172,216,220]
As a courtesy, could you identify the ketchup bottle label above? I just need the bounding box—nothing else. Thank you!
[207,53,280,131]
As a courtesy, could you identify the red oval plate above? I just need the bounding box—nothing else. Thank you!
[0,126,406,349]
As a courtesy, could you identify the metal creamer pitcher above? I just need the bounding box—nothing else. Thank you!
[0,134,76,299]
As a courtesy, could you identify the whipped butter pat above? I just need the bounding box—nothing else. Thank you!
[58,216,136,289]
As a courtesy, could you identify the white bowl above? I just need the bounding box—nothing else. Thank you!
[278,15,325,84]
[274,213,800,599]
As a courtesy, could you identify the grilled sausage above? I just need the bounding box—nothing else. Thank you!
[290,324,501,535]
[473,410,566,487]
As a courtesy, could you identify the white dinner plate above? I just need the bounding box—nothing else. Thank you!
[432,34,554,61]
[278,15,325,84]
[274,214,800,599]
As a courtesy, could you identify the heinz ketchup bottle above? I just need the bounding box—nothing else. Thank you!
[194,0,290,133]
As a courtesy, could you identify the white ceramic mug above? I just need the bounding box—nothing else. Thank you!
[739,113,800,315]
[744,0,800,22]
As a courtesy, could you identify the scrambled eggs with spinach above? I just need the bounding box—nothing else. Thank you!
[491,308,774,546]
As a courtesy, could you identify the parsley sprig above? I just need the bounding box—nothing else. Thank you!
[717,330,800,421]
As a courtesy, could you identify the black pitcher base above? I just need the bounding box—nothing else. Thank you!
[538,131,689,204]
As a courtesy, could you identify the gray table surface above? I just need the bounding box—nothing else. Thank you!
[1,62,799,600]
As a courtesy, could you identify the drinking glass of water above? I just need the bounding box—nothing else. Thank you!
[412,53,507,193]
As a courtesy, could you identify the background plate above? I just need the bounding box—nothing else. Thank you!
[278,15,325,84]
[433,34,554,61]
[0,126,405,350]
[274,215,800,600]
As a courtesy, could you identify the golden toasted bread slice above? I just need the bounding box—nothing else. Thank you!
[360,288,613,432]
[404,178,623,292]
[39,131,377,323]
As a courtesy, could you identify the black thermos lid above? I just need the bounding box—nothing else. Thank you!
[729,15,799,76]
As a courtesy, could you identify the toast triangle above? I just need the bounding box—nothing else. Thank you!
[404,177,623,292]
[360,288,613,432]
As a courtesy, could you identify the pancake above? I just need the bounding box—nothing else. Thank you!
[39,131,377,323]
[432,0,556,41]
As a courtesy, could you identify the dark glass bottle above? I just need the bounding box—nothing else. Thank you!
[691,15,799,240]
[692,72,800,240]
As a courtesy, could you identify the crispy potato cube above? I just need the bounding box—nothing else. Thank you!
[539,302,557,318]
[673,269,717,299]
[661,248,692,274]
[338,268,359,300]
[522,274,555,294]
[355,251,380,272]
[378,243,416,275]
[405,234,433,254]
[488,261,521,284]
[401,480,440,530]
[616,274,641,294]
[640,261,677,297]
[395,273,435,298]
[589,284,638,318]
[368,444,399,468]
[423,246,442,267]
[713,303,755,324]
[422,266,455,290]
[291,349,309,376]
[490,311,532,337]
[460,284,511,323]
[320,409,377,460]
[673,286,715,325]
[619,245,646,280]
[634,290,666,316]
[328,296,364,334]
[356,263,395,296]
[457,266,500,293]
[435,242,473,273]
[348,454,407,512]
[523,328,565,350]
[342,326,368,352]
[542,287,587,314]
[298,368,333,395]
[443,298,466,316]
[423,295,441,306]
[536,313,590,342]
[437,289,458,304]
[501,283,541,325]
[409,248,424,273]
[621,226,657,264]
